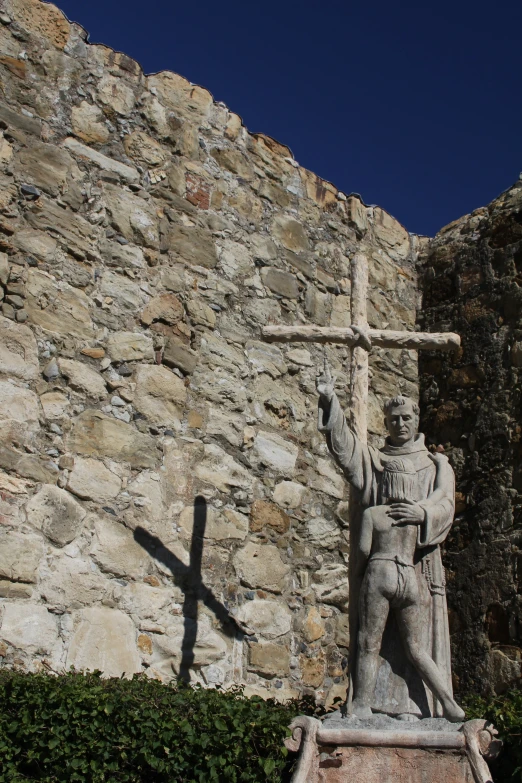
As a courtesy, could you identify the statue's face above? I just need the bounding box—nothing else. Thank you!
[384,400,418,445]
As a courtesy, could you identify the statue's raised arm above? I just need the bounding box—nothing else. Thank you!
[316,357,376,500]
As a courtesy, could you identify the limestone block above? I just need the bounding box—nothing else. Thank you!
[308,458,345,499]
[1,603,59,655]
[14,228,57,262]
[261,267,299,299]
[64,137,138,184]
[302,606,325,643]
[330,295,352,328]
[66,606,141,677]
[186,297,216,328]
[100,239,145,270]
[233,541,290,593]
[237,599,292,639]
[91,515,151,579]
[0,380,40,443]
[26,199,96,260]
[300,650,326,687]
[41,555,109,608]
[250,499,290,533]
[25,270,94,339]
[246,342,288,378]
[127,470,166,525]
[200,333,243,372]
[218,239,253,278]
[272,215,309,253]
[167,224,217,269]
[140,293,183,326]
[26,484,86,547]
[249,234,277,262]
[0,581,32,598]
[123,130,167,166]
[147,71,213,122]
[179,504,248,541]
[248,641,290,677]
[16,141,73,196]
[16,454,59,484]
[273,480,308,509]
[0,530,43,582]
[346,195,368,233]
[103,185,159,249]
[151,613,227,677]
[58,358,106,398]
[133,365,187,427]
[0,316,39,380]
[99,270,145,313]
[4,0,70,48]
[243,297,282,327]
[71,101,110,144]
[286,348,313,367]
[210,147,253,180]
[373,207,411,260]
[40,390,69,421]
[163,338,198,375]
[251,431,299,476]
[116,581,173,620]
[206,406,244,447]
[306,516,341,549]
[67,457,121,502]
[304,287,329,329]
[190,367,247,410]
[312,563,348,609]
[97,74,136,116]
[106,331,154,362]
[195,443,253,493]
[68,410,159,468]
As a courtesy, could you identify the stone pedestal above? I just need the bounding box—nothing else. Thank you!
[285,713,501,783]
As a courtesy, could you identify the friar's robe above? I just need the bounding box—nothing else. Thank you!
[318,393,455,718]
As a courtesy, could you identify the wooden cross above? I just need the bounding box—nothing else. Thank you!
[262,252,460,444]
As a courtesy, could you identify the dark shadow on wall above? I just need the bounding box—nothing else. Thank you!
[134,495,244,683]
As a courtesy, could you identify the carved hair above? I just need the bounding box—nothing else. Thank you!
[382,457,418,502]
[383,395,420,416]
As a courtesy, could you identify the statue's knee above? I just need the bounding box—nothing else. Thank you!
[406,642,422,664]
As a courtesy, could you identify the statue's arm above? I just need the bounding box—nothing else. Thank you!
[417,453,455,547]
[356,509,373,577]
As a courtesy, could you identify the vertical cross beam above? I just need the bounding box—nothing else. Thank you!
[349,253,369,443]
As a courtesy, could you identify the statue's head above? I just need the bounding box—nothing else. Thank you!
[383,396,419,446]
[382,457,418,502]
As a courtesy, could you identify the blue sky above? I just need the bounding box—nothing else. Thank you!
[53,0,521,236]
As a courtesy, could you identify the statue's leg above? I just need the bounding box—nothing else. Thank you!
[352,569,390,718]
[396,602,465,723]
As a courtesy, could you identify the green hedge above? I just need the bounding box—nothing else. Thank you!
[0,671,308,783]
[463,688,522,782]
[1,670,520,782]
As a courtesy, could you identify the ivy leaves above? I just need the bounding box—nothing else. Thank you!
[0,671,304,782]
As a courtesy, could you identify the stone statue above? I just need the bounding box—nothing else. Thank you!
[316,358,464,722]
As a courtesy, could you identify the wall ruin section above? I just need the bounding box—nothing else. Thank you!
[0,0,422,702]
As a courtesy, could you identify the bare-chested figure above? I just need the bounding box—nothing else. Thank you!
[352,458,465,723]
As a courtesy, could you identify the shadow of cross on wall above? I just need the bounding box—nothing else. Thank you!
[134,495,244,683]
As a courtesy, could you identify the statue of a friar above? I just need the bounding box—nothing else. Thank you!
[316,358,465,722]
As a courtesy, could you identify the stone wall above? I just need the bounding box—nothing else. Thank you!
[0,0,421,702]
[419,177,522,696]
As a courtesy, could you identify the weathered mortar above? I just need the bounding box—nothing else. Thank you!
[419,179,522,696]
[0,0,422,702]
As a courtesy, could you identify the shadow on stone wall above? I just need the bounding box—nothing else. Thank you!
[134,496,244,683]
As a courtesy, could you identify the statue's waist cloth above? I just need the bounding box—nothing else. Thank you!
[318,394,455,717]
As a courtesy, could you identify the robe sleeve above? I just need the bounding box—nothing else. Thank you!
[318,392,378,506]
[417,454,455,547]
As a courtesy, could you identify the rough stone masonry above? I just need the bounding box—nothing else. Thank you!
[0,0,519,703]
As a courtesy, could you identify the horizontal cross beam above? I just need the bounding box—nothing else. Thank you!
[262,325,460,352]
